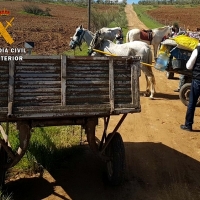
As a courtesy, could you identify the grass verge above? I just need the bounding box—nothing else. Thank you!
[133,5,164,29]
[1,123,82,179]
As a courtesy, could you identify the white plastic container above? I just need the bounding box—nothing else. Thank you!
[154,52,169,71]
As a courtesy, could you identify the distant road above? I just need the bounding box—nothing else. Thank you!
[125,4,147,30]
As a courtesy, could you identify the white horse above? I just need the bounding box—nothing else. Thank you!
[98,27,122,41]
[69,27,156,99]
[126,26,173,59]
[69,25,94,50]
[69,25,122,50]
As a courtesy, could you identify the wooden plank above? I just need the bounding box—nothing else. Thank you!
[15,88,60,93]
[61,55,66,106]
[14,94,61,100]
[8,60,15,116]
[15,74,60,78]
[66,73,109,78]
[66,69,108,74]
[0,65,9,108]
[14,84,61,89]
[66,87,108,92]
[21,55,60,60]
[132,62,140,107]
[16,65,60,71]
[15,81,61,85]
[6,104,140,120]
[109,58,114,112]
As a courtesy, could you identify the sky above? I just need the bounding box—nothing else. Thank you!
[127,0,138,4]
[121,0,139,5]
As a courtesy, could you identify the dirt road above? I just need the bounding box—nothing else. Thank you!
[7,4,200,200]
[125,4,147,30]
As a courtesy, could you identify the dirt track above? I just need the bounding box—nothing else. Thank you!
[6,4,200,200]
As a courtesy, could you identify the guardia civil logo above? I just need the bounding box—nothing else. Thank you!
[0,8,14,45]
[0,8,27,61]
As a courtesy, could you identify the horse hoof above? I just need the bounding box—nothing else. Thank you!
[143,93,148,97]
[149,96,154,100]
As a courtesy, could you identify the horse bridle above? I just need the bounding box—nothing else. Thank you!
[71,29,85,50]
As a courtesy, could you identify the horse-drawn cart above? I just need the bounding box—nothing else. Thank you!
[0,55,141,188]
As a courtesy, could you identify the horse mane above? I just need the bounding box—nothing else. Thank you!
[83,28,94,36]
[89,30,94,36]
[155,26,169,30]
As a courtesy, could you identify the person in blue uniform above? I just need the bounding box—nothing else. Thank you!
[180,46,200,131]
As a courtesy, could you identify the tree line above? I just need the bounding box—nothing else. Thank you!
[6,0,127,5]
[138,0,200,5]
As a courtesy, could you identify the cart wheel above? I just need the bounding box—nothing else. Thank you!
[0,142,7,190]
[166,71,174,79]
[179,83,200,107]
[105,132,125,186]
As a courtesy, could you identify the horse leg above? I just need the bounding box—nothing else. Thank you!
[153,44,159,60]
[141,64,153,98]
[147,75,156,100]
[143,75,150,97]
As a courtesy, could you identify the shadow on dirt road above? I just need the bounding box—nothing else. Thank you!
[6,143,200,200]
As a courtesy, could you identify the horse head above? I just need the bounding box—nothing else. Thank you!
[154,26,173,38]
[88,30,103,55]
[167,25,173,37]
[69,25,85,50]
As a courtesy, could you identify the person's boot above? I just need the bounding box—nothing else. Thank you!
[180,124,192,131]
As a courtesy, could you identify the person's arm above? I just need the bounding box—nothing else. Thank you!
[186,48,198,70]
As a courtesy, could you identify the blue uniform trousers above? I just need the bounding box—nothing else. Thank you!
[185,79,200,127]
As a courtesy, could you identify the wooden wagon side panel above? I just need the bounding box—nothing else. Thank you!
[0,62,9,118]
[14,56,61,107]
[113,58,141,110]
[0,56,141,121]
[64,56,141,115]
[66,57,110,105]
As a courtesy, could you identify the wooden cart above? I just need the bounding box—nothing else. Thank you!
[0,55,141,188]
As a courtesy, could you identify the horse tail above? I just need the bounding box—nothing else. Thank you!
[126,30,130,43]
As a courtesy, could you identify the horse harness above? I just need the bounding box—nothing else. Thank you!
[88,31,104,56]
